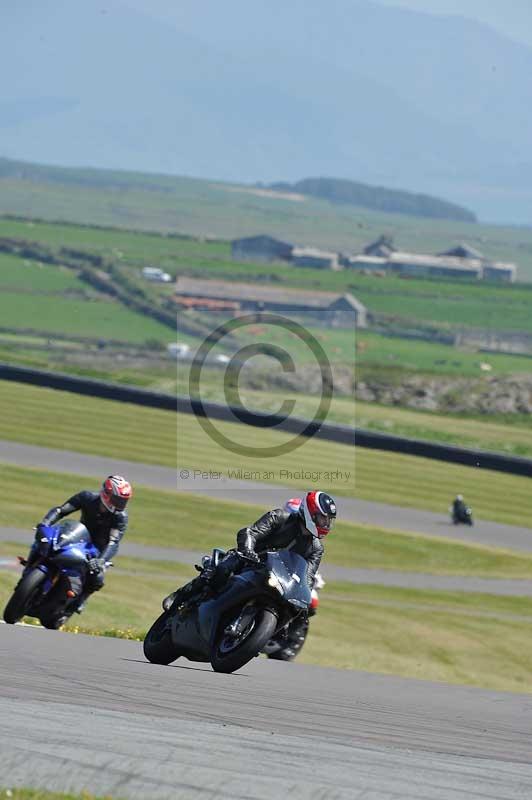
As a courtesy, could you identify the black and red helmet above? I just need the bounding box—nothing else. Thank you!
[100,475,132,513]
[300,491,337,538]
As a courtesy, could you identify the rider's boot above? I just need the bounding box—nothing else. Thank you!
[74,598,87,615]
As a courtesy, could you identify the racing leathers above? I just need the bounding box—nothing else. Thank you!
[452,498,467,518]
[163,508,323,610]
[38,491,128,596]
[236,508,323,589]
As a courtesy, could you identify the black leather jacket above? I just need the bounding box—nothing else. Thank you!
[237,508,323,588]
[452,499,467,517]
[40,491,128,561]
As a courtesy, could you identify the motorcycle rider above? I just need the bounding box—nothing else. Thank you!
[452,494,469,522]
[163,490,337,612]
[32,475,132,608]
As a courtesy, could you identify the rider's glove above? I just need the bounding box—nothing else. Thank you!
[35,523,47,537]
[87,557,105,574]
[237,549,260,563]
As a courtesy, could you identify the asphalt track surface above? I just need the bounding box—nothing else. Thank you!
[1,623,532,800]
[2,439,532,552]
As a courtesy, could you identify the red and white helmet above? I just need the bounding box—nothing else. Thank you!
[284,497,302,514]
[299,491,337,538]
[100,475,132,512]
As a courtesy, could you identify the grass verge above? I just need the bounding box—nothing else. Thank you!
[2,468,532,579]
[303,582,532,693]
[2,381,532,527]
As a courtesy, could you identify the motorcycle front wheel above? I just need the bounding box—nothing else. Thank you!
[211,607,278,674]
[143,611,180,665]
[3,568,46,624]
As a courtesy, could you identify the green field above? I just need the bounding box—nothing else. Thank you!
[0,253,81,291]
[0,252,171,344]
[0,291,171,343]
[356,331,532,375]
[230,321,532,371]
[3,216,532,336]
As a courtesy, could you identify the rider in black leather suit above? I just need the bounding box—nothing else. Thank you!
[35,476,132,601]
[163,491,336,610]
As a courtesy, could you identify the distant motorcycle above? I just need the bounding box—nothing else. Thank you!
[3,520,103,628]
[144,548,312,673]
[263,572,325,661]
[450,505,474,526]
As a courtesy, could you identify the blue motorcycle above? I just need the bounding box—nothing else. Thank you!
[3,520,100,629]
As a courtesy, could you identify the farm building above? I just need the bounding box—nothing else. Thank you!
[438,243,485,260]
[344,237,517,282]
[363,235,396,258]
[387,252,483,280]
[231,235,293,263]
[481,262,516,283]
[344,255,387,271]
[440,243,516,282]
[174,277,367,327]
[292,246,341,270]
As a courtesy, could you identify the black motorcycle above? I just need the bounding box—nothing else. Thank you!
[451,505,474,526]
[3,520,101,629]
[143,548,312,673]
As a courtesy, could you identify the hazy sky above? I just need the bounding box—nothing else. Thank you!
[377,0,532,48]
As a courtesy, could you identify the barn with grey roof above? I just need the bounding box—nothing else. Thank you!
[174,277,367,327]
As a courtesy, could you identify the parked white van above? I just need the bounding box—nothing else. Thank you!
[142,267,172,283]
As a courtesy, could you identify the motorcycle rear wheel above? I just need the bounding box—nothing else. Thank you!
[211,608,278,673]
[3,569,46,624]
[143,611,180,665]
[40,611,70,630]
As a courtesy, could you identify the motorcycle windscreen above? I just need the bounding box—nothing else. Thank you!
[53,521,92,547]
[48,521,94,568]
[265,550,312,608]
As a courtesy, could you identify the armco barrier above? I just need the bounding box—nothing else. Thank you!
[1,362,531,478]
[0,363,177,411]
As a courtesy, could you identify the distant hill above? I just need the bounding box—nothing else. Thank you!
[268,178,476,223]
[0,157,474,223]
